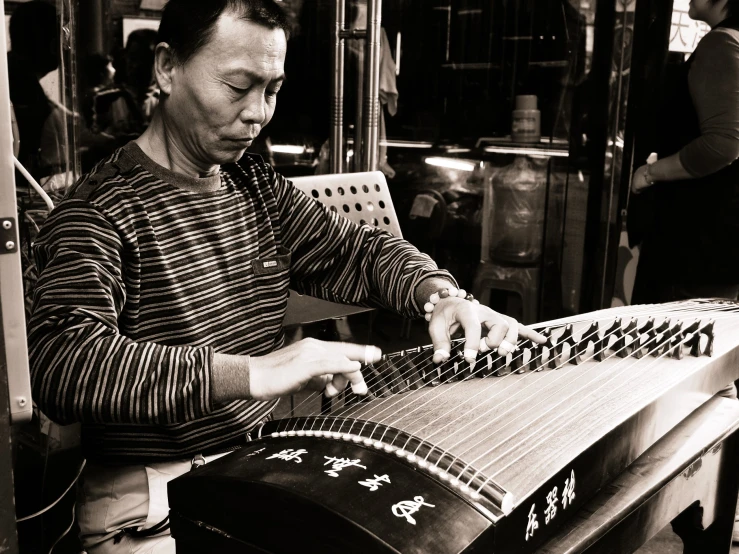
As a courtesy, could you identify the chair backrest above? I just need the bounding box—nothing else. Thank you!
[291,171,403,238]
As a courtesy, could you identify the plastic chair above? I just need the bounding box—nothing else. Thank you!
[291,171,402,237]
[283,171,403,327]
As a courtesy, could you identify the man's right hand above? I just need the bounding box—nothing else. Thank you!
[249,339,382,401]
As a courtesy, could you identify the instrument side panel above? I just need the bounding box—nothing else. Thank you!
[169,437,495,554]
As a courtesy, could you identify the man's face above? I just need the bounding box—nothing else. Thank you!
[165,14,287,166]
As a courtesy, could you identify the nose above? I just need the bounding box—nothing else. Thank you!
[239,92,267,125]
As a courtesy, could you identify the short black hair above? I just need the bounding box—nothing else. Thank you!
[85,53,113,86]
[712,0,739,18]
[158,0,289,65]
[727,0,739,17]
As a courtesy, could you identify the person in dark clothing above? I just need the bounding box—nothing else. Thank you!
[630,3,739,544]
[630,0,739,305]
[7,0,60,180]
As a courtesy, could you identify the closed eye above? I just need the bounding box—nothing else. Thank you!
[228,84,248,94]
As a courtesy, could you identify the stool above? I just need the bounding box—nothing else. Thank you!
[472,261,540,324]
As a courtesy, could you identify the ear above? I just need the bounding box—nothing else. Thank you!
[153,42,177,96]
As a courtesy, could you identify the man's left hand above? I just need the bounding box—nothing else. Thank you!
[427,297,547,365]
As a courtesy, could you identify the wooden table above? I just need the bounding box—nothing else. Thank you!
[539,394,739,554]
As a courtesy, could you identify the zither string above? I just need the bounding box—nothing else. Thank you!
[421,305,730,461]
[361,304,713,447]
[287,302,727,434]
[470,311,739,489]
[323,303,665,433]
[284,302,655,423]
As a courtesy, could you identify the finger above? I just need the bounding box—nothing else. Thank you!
[325,373,348,398]
[306,374,331,391]
[482,316,510,352]
[342,369,368,395]
[428,311,452,363]
[307,357,361,379]
[320,341,383,364]
[455,306,481,365]
[496,318,519,357]
[519,325,547,344]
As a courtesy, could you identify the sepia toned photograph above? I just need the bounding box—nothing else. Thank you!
[1,0,738,553]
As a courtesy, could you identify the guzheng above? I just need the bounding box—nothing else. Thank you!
[168,299,739,553]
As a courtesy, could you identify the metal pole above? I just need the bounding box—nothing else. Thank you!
[353,61,363,172]
[361,0,382,171]
[0,0,23,545]
[329,0,346,173]
[0,0,32,427]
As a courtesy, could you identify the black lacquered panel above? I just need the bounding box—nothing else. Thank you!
[169,436,495,554]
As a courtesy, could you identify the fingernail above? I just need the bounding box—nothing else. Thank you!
[433,349,450,363]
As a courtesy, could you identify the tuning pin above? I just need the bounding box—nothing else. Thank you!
[617,319,639,358]
[554,324,577,366]
[695,320,715,357]
[491,354,509,377]
[669,321,685,360]
[573,321,600,365]
[594,318,622,362]
[632,317,656,359]
[527,328,552,372]
[510,339,532,374]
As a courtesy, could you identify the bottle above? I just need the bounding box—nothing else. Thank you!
[489,155,546,264]
[511,95,541,144]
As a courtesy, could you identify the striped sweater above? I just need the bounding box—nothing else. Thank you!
[28,142,450,464]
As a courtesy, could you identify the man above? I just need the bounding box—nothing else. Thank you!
[28,1,543,552]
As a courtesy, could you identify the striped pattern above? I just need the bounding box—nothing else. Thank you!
[28,143,449,464]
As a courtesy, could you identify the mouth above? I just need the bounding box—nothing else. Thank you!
[227,138,255,146]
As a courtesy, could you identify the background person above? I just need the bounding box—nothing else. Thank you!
[630,0,739,304]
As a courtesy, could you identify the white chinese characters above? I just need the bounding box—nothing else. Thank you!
[359,474,391,491]
[266,448,307,463]
[524,469,577,541]
[562,470,576,509]
[544,486,558,524]
[392,496,435,525]
[323,456,367,477]
[525,503,539,541]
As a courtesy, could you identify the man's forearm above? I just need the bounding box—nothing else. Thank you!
[212,352,251,403]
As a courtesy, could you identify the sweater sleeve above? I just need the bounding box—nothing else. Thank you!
[28,200,214,426]
[679,28,739,177]
[271,171,455,318]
